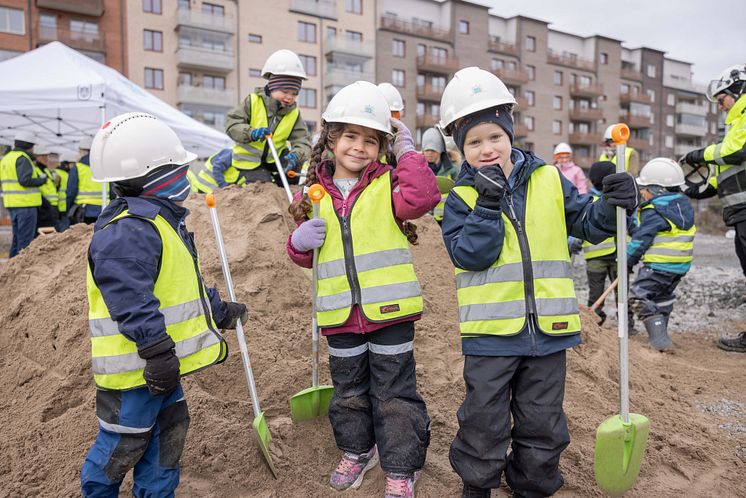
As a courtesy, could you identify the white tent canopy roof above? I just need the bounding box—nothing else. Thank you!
[0,42,232,157]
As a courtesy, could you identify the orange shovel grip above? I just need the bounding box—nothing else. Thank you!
[205,193,216,208]
[611,123,630,145]
[308,184,326,203]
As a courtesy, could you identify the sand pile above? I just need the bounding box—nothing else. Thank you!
[0,183,743,497]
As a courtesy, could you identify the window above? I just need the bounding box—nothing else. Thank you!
[203,75,225,90]
[459,20,469,34]
[431,47,447,60]
[665,135,674,148]
[646,89,655,102]
[553,96,563,110]
[554,70,563,85]
[416,74,425,87]
[526,65,535,81]
[299,88,317,108]
[326,26,336,39]
[506,60,516,70]
[525,116,535,131]
[667,93,675,106]
[346,30,362,43]
[248,34,262,43]
[178,0,189,9]
[178,72,192,85]
[298,21,316,43]
[430,103,440,117]
[417,44,426,57]
[143,30,163,52]
[249,68,262,77]
[392,69,405,87]
[143,0,162,14]
[553,120,562,134]
[392,39,405,57]
[621,83,630,94]
[579,75,591,86]
[646,64,656,77]
[345,0,362,14]
[70,20,99,40]
[202,3,224,16]
[600,52,608,65]
[526,35,536,52]
[525,90,535,106]
[144,68,164,90]
[491,58,503,71]
[299,55,316,76]
[39,13,56,29]
[432,75,446,90]
[416,102,425,116]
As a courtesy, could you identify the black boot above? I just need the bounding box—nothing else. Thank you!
[643,315,675,351]
[717,332,746,353]
[462,482,491,498]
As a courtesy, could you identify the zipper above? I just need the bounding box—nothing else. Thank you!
[338,197,363,310]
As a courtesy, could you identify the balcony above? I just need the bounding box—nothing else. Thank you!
[620,91,652,104]
[620,112,652,129]
[568,132,597,145]
[547,50,594,71]
[176,8,235,34]
[290,0,337,20]
[37,0,104,16]
[176,46,234,73]
[416,84,444,102]
[487,37,518,56]
[177,85,236,107]
[569,107,603,121]
[325,68,374,88]
[569,82,604,98]
[36,25,105,53]
[514,123,529,138]
[325,37,374,59]
[628,137,650,150]
[675,143,702,157]
[620,67,643,81]
[493,67,529,85]
[380,14,451,42]
[676,102,708,116]
[675,122,707,137]
[416,54,460,74]
[416,114,439,128]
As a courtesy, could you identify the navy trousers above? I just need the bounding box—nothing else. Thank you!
[629,265,683,321]
[9,206,37,258]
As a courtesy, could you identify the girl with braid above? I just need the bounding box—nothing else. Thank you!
[286,81,440,498]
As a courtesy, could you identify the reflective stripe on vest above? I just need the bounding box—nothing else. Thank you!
[39,167,58,205]
[452,165,580,337]
[86,210,226,390]
[639,205,697,264]
[599,147,634,171]
[582,194,615,259]
[196,152,246,193]
[231,93,299,170]
[315,171,423,327]
[57,168,69,212]
[0,150,42,208]
[75,162,103,206]
[715,162,746,208]
[433,192,448,221]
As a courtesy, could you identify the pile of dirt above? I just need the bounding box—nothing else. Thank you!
[0,184,743,497]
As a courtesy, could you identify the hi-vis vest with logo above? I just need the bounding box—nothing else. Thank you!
[599,147,634,171]
[582,194,616,259]
[315,171,423,327]
[451,165,580,337]
[231,93,299,170]
[0,150,42,208]
[75,162,103,206]
[56,168,69,213]
[86,209,226,390]
[196,151,247,193]
[638,204,696,264]
[39,166,58,207]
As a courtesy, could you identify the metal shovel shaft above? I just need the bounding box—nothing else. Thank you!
[266,135,294,203]
[311,202,321,387]
[615,139,630,424]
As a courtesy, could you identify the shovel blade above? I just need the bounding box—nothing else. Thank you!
[252,411,278,478]
[594,413,650,497]
[290,385,335,423]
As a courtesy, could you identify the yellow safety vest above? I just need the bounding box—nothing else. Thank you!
[57,168,69,213]
[196,151,246,193]
[75,162,103,206]
[452,165,580,337]
[638,204,696,264]
[0,150,42,208]
[39,166,58,207]
[599,147,634,171]
[315,171,423,327]
[86,209,227,390]
[433,193,448,221]
[232,93,299,170]
[582,194,616,259]
[704,94,746,212]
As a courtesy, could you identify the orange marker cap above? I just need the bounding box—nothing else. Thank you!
[308,183,326,203]
[205,193,216,208]
[611,123,630,145]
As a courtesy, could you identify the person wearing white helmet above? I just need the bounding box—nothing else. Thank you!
[552,142,587,194]
[80,112,246,498]
[599,123,640,176]
[627,158,696,352]
[421,127,458,224]
[225,49,311,185]
[66,134,109,224]
[0,130,47,257]
[286,81,439,497]
[438,67,638,498]
[33,144,61,231]
[377,82,404,119]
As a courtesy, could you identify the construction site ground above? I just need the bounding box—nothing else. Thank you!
[0,184,743,497]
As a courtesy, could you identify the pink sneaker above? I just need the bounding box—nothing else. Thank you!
[329,446,379,491]
[384,470,421,498]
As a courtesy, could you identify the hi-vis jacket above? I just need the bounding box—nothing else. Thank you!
[599,146,639,176]
[195,148,240,193]
[0,149,44,207]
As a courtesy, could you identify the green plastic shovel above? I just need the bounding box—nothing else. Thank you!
[290,184,335,422]
[435,176,455,195]
[594,124,649,496]
[206,193,277,478]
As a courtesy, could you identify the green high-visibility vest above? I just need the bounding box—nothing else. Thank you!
[87,209,227,390]
[315,171,423,327]
[231,93,299,170]
[599,147,634,171]
[39,166,58,206]
[582,194,616,259]
[57,168,69,213]
[196,151,246,193]
[451,165,580,337]
[638,204,696,264]
[75,162,103,206]
[0,150,42,208]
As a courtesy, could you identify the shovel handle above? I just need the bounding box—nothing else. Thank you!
[308,184,326,387]
[613,122,630,423]
[590,277,619,312]
[265,134,294,203]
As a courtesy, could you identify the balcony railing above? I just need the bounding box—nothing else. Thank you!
[37,0,103,16]
[568,132,597,145]
[380,14,451,42]
[620,91,652,104]
[487,37,518,56]
[177,85,236,107]
[514,123,529,137]
[416,84,444,102]
[325,68,375,88]
[675,122,708,137]
[628,137,650,150]
[176,46,235,72]
[290,0,337,20]
[569,108,603,121]
[176,8,235,34]
[416,114,439,128]
[676,102,708,116]
[620,67,643,81]
[620,112,652,129]
[493,67,529,85]
[547,50,594,71]
[36,25,106,53]
[569,82,604,98]
[325,37,374,58]
[416,54,460,74]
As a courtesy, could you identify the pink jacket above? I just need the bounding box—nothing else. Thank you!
[556,161,588,194]
[286,151,440,335]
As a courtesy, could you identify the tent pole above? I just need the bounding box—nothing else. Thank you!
[100,105,108,208]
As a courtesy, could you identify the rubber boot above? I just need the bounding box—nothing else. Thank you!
[643,315,675,352]
[717,332,746,353]
[462,482,491,498]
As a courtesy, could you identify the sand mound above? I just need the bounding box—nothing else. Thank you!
[0,184,743,497]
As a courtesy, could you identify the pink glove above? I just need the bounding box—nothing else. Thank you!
[290,218,326,253]
[391,117,416,161]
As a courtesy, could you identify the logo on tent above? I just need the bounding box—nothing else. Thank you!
[78,85,92,101]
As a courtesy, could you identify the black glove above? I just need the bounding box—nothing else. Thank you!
[216,301,248,329]
[602,172,639,210]
[139,337,180,396]
[568,237,583,255]
[474,165,507,210]
[683,148,705,166]
[627,263,635,275]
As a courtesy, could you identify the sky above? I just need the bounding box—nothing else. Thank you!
[482,0,744,84]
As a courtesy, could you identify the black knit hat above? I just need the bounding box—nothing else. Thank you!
[589,161,616,191]
[453,105,514,153]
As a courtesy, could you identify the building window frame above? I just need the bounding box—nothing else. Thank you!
[345,0,362,15]
[459,20,470,34]
[0,7,25,35]
[143,29,163,52]
[526,35,536,52]
[392,39,405,57]
[298,21,317,43]
[143,0,162,14]
[144,67,164,90]
[526,64,535,81]
[392,69,405,87]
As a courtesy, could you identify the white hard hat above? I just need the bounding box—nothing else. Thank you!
[78,136,94,150]
[603,125,616,141]
[377,82,404,112]
[33,144,51,155]
[438,66,516,136]
[15,130,36,144]
[636,157,685,187]
[553,142,572,156]
[59,151,78,163]
[706,64,746,102]
[90,112,197,182]
[322,81,392,136]
[422,128,445,153]
[261,49,308,80]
